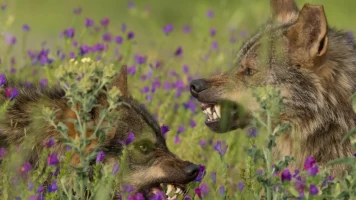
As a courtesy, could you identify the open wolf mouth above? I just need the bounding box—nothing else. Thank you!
[139,183,186,199]
[200,100,250,133]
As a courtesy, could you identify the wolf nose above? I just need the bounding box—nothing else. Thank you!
[184,163,200,178]
[190,79,209,98]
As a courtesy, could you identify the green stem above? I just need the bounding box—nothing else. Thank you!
[266,111,273,200]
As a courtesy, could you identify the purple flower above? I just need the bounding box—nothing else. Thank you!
[128,65,136,75]
[85,18,94,27]
[194,188,202,199]
[25,82,32,88]
[21,162,32,174]
[183,100,197,113]
[5,88,19,100]
[101,17,110,26]
[121,23,127,32]
[112,163,120,175]
[210,28,216,37]
[184,195,191,200]
[212,41,218,50]
[214,140,228,158]
[28,181,34,191]
[53,166,59,176]
[163,82,171,90]
[125,132,135,145]
[210,172,216,184]
[246,127,258,138]
[177,125,184,134]
[174,134,181,144]
[73,7,82,15]
[96,151,105,163]
[219,186,225,196]
[141,86,150,93]
[309,184,318,195]
[102,32,112,42]
[23,24,30,32]
[238,182,245,192]
[194,165,206,182]
[115,36,123,45]
[40,78,48,87]
[183,25,191,33]
[322,176,334,187]
[182,65,189,73]
[1,4,7,10]
[281,169,292,182]
[48,180,57,193]
[199,139,206,147]
[127,31,135,40]
[80,45,91,56]
[47,153,59,165]
[69,52,75,58]
[206,10,214,18]
[62,28,75,39]
[307,165,319,176]
[293,169,300,178]
[304,156,316,170]
[0,74,7,86]
[5,33,16,45]
[163,24,174,35]
[200,184,209,196]
[28,195,36,200]
[161,125,169,138]
[122,185,134,193]
[175,46,183,56]
[128,1,135,9]
[37,185,44,193]
[190,120,196,128]
[92,43,105,52]
[135,54,147,65]
[0,147,8,160]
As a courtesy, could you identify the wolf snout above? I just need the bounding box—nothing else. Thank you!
[184,163,200,179]
[190,79,209,98]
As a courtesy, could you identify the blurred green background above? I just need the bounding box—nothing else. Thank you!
[1,0,356,197]
[6,0,356,35]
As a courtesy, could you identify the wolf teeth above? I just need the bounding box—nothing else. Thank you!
[207,107,212,115]
[215,105,221,117]
[175,188,183,194]
[213,112,218,119]
[166,184,174,195]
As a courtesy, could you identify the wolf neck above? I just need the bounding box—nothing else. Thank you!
[280,28,356,171]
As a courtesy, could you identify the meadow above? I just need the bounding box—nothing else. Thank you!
[0,0,356,199]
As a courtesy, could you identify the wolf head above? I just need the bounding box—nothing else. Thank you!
[99,69,200,197]
[0,66,200,198]
[190,0,356,136]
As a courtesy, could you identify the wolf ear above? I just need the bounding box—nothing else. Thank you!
[270,0,299,24]
[287,4,328,58]
[111,65,130,97]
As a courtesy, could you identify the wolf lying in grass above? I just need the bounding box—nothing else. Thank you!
[0,66,199,199]
[190,0,355,176]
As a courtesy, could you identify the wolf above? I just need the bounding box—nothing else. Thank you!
[0,66,200,199]
[190,0,355,175]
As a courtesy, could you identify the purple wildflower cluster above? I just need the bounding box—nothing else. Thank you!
[0,74,19,101]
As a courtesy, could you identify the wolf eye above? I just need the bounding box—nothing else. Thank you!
[139,145,148,152]
[135,140,154,154]
[244,67,256,76]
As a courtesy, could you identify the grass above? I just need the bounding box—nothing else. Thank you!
[0,0,356,199]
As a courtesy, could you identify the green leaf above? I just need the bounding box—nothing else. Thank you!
[326,157,356,166]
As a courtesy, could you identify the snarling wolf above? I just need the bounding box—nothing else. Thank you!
[190,0,355,174]
[0,66,199,198]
